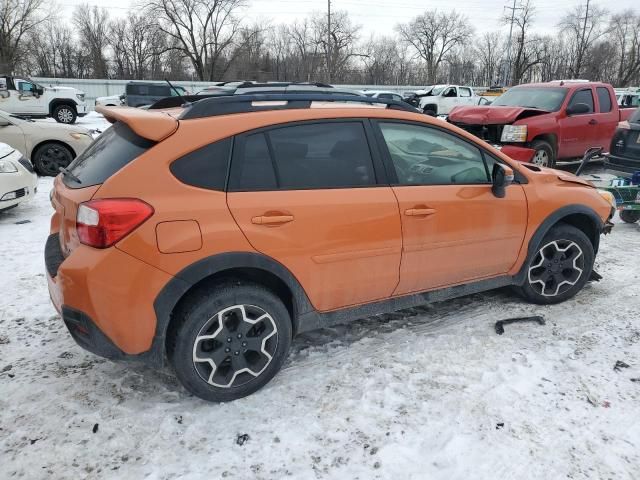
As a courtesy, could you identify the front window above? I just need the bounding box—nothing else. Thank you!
[492,87,567,111]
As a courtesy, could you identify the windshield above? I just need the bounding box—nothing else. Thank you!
[428,86,446,96]
[492,87,567,111]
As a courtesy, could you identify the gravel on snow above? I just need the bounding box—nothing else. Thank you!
[1,174,639,479]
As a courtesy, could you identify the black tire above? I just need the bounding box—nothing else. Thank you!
[168,281,292,402]
[423,106,437,116]
[53,104,77,124]
[530,139,555,167]
[32,142,74,176]
[514,223,594,305]
[619,210,640,223]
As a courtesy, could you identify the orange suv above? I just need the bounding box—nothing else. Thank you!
[45,94,615,402]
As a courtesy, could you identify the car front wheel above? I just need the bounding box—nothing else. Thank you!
[32,142,74,176]
[53,104,77,124]
[530,139,555,167]
[169,281,292,402]
[515,224,594,305]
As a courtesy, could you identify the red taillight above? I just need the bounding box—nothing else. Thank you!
[76,199,154,248]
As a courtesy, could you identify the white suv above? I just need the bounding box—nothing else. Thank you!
[0,143,37,212]
[0,76,88,124]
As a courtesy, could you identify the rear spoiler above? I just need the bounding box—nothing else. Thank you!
[95,106,178,142]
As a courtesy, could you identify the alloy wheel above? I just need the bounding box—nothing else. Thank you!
[192,304,278,388]
[532,149,549,166]
[57,108,74,123]
[528,240,585,297]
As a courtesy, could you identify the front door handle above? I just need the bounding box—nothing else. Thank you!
[251,214,294,225]
[589,119,597,125]
[404,208,436,217]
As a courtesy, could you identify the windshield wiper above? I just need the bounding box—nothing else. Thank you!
[59,167,81,184]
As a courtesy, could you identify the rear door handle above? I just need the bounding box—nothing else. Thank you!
[404,208,436,217]
[589,119,597,125]
[251,215,294,225]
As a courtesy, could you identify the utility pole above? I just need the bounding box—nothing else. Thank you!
[327,0,331,83]
[576,0,591,78]
[502,0,518,87]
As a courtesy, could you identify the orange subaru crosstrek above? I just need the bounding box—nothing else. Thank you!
[46,94,615,402]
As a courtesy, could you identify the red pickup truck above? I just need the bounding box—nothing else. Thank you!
[448,81,636,167]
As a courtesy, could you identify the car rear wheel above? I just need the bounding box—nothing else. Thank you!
[514,224,594,305]
[53,104,77,124]
[530,139,555,167]
[33,142,74,176]
[169,281,292,402]
[619,210,640,223]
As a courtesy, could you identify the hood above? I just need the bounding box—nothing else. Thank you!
[519,163,595,188]
[448,105,549,124]
[25,120,90,135]
[44,85,84,95]
[0,142,15,159]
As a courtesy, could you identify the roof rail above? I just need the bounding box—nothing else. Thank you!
[179,93,419,120]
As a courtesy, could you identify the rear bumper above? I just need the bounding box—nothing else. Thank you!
[45,233,174,367]
[605,154,640,174]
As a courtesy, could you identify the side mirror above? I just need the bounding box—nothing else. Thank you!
[492,163,514,198]
[36,87,44,96]
[566,103,590,115]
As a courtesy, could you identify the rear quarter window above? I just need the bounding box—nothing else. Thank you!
[64,122,155,188]
[170,138,232,191]
[596,87,612,113]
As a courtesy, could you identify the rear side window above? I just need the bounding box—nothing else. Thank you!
[269,123,375,189]
[64,122,155,188]
[459,87,472,97]
[596,87,612,113]
[569,89,594,113]
[229,122,376,190]
[170,138,232,191]
[228,133,277,191]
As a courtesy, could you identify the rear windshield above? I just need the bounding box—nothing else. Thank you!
[63,122,155,188]
[492,87,567,111]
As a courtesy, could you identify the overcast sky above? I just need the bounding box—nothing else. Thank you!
[55,0,635,36]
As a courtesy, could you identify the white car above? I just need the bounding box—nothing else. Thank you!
[0,142,37,212]
[95,94,124,107]
[0,76,89,124]
[416,85,478,116]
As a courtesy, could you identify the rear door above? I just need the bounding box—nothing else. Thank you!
[226,120,403,312]
[594,86,619,146]
[373,120,527,294]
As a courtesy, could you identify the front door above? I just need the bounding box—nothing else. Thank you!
[373,120,528,295]
[226,120,403,312]
[8,79,46,115]
[558,87,599,158]
[439,87,459,114]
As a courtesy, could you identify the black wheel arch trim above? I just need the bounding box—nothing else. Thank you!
[152,251,314,366]
[514,204,604,285]
[49,99,78,115]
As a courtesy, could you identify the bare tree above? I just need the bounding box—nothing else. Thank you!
[73,4,110,78]
[312,10,361,82]
[502,0,541,85]
[361,35,401,84]
[145,0,245,81]
[110,15,168,79]
[397,10,473,84]
[0,0,45,72]
[476,32,503,86]
[559,2,609,78]
[609,11,640,86]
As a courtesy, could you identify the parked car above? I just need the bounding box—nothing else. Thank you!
[95,94,124,107]
[607,107,640,175]
[0,109,94,176]
[0,142,37,212]
[617,92,639,109]
[362,90,406,103]
[448,81,637,166]
[47,93,615,402]
[0,75,88,124]
[123,81,188,107]
[415,84,478,116]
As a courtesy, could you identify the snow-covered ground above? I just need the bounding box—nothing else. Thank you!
[1,174,639,479]
[38,111,112,133]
